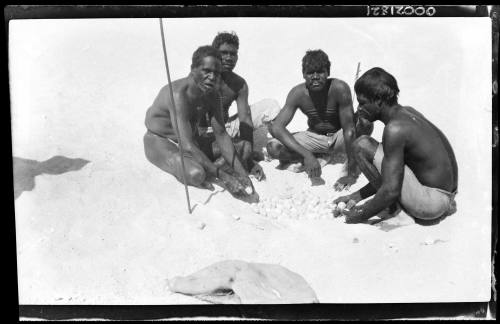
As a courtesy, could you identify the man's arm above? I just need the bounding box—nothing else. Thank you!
[336,82,357,176]
[235,82,254,164]
[344,122,406,223]
[211,95,249,177]
[170,91,219,177]
[236,82,253,129]
[270,89,312,159]
[270,88,321,177]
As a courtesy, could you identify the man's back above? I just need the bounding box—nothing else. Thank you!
[387,106,458,192]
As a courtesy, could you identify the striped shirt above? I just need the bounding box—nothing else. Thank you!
[301,78,342,135]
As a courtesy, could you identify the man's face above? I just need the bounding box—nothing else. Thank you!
[218,42,238,72]
[356,93,379,123]
[303,66,329,92]
[192,56,222,94]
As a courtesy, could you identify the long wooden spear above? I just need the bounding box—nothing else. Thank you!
[159,18,192,214]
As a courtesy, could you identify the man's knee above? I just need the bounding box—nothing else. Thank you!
[353,135,378,160]
[356,120,374,137]
[173,156,206,187]
[266,140,282,159]
[187,167,206,187]
[143,133,157,163]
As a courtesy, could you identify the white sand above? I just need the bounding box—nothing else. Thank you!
[13,157,492,304]
[10,18,492,305]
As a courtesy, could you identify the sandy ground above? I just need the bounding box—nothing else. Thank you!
[10,18,492,306]
[13,145,491,305]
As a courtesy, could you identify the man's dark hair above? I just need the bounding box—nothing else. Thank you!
[191,45,221,69]
[302,49,331,75]
[212,31,239,50]
[354,67,400,106]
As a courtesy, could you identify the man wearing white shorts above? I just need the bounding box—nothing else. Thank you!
[267,50,371,190]
[334,67,458,224]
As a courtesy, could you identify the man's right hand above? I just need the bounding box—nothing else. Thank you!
[333,192,361,210]
[303,154,321,178]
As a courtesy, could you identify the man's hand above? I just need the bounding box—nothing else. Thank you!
[342,206,367,224]
[235,173,254,194]
[219,171,248,196]
[333,175,358,191]
[249,162,266,181]
[303,154,321,178]
[333,193,360,210]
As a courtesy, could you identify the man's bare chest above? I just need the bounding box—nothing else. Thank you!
[219,83,238,107]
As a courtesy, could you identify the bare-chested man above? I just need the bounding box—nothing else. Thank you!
[267,49,372,189]
[143,45,253,197]
[334,67,458,224]
[195,32,281,181]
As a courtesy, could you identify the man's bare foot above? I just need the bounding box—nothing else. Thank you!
[316,153,332,168]
[310,177,325,186]
[199,181,215,191]
[250,151,265,162]
[367,203,403,224]
[261,148,272,162]
[276,160,291,170]
[287,162,305,173]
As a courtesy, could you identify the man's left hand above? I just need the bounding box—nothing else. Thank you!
[334,175,358,191]
[249,162,266,181]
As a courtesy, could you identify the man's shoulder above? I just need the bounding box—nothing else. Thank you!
[222,71,246,92]
[290,82,307,95]
[384,118,411,140]
[160,77,188,93]
[330,78,350,93]
[158,78,190,104]
[284,83,306,104]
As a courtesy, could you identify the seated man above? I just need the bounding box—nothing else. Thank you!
[266,49,372,189]
[195,31,281,180]
[143,45,252,197]
[334,67,458,224]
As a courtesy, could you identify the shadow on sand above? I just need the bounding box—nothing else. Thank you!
[13,156,90,200]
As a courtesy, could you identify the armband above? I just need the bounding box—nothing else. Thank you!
[239,122,253,145]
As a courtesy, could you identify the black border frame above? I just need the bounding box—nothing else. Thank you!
[4,4,497,321]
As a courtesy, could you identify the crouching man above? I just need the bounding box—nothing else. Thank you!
[334,67,458,224]
[143,45,253,197]
[266,50,372,189]
[208,31,281,179]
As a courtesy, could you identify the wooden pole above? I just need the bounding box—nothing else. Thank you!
[158,18,192,214]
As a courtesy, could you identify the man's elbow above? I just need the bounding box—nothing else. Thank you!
[269,123,283,138]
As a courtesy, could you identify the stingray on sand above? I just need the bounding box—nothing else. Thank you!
[168,260,318,304]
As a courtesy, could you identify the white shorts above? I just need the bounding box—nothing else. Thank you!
[373,144,457,220]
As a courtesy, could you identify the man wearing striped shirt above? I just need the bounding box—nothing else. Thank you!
[267,49,371,190]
